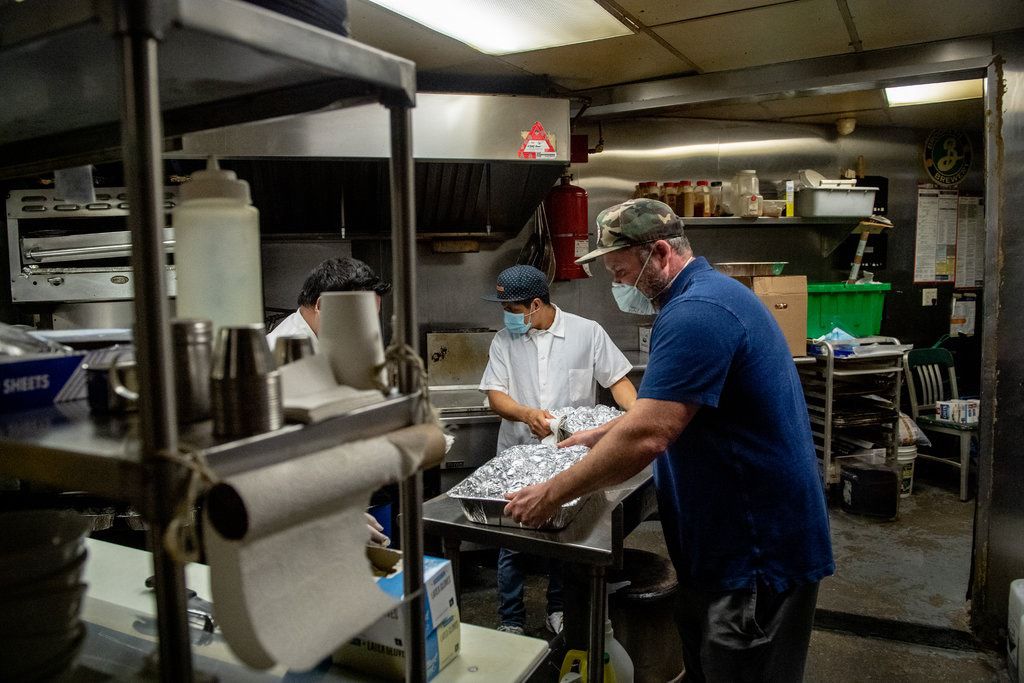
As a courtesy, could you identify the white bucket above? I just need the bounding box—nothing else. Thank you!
[897,445,917,497]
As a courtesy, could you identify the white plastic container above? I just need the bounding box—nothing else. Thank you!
[795,186,878,217]
[897,445,917,497]
[173,158,263,333]
[1009,579,1024,682]
[734,170,761,217]
[606,619,634,683]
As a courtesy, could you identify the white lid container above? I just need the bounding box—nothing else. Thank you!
[795,186,878,217]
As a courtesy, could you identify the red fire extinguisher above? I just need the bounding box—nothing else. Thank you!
[546,174,590,281]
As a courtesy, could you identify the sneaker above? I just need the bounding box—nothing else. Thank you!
[545,611,564,635]
[497,623,525,635]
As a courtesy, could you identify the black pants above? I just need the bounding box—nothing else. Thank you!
[674,579,819,683]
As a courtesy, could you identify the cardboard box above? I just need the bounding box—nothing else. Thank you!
[335,548,460,680]
[936,399,979,425]
[0,352,87,413]
[752,276,808,357]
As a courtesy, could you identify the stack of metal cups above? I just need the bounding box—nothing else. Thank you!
[171,319,213,424]
[273,334,314,367]
[211,324,283,437]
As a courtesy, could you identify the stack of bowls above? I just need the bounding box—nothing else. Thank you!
[0,510,91,681]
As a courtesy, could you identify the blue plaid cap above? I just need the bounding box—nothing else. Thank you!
[481,265,549,303]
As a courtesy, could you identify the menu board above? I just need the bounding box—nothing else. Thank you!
[914,188,960,283]
[955,196,985,289]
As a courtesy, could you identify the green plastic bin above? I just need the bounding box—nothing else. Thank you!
[807,282,891,338]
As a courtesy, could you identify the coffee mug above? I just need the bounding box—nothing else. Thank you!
[85,352,138,414]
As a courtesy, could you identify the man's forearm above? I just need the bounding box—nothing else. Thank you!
[548,416,664,505]
[609,377,638,410]
[486,390,529,423]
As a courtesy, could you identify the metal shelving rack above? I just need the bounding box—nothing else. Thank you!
[0,2,425,681]
[682,216,872,257]
[798,338,905,486]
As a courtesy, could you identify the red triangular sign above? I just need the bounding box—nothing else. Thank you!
[518,121,556,160]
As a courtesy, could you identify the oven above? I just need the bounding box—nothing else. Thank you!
[7,187,177,303]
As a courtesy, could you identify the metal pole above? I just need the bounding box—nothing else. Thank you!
[120,17,192,683]
[388,104,426,683]
[588,566,607,683]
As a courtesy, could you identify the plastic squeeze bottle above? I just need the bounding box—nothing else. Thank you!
[173,157,263,333]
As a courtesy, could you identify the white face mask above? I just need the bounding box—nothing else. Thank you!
[611,253,694,315]
[612,250,657,315]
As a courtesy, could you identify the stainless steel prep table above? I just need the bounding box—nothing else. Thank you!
[423,469,658,683]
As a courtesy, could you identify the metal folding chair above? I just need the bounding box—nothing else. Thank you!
[903,347,977,501]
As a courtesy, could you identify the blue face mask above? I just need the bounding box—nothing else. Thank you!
[503,305,536,335]
[612,250,657,315]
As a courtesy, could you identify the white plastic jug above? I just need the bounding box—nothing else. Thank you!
[1009,579,1024,682]
[173,157,263,333]
[605,618,634,683]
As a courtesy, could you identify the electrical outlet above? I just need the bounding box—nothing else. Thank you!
[922,288,938,306]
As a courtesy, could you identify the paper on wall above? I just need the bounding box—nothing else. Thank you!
[951,294,976,336]
[203,427,441,671]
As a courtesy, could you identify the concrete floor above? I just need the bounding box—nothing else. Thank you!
[454,468,1000,681]
[818,477,974,631]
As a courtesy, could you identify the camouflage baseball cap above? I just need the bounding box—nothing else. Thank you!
[575,198,684,264]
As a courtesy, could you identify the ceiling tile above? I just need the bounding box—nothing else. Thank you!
[499,34,689,90]
[653,0,852,72]
[615,0,796,27]
[848,0,1024,50]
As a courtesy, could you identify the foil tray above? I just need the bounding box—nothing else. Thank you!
[552,404,623,441]
[447,492,592,530]
[447,444,591,530]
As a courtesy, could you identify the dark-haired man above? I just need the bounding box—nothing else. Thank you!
[480,264,636,636]
[267,256,391,351]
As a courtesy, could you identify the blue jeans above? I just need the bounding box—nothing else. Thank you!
[497,547,564,628]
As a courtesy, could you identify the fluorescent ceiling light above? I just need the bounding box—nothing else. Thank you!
[885,80,984,107]
[364,0,633,55]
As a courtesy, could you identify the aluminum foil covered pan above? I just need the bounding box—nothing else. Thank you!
[447,444,591,530]
[552,404,623,441]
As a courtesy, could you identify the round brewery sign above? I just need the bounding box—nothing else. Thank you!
[923,129,972,186]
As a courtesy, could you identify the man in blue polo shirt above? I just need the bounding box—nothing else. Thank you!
[504,198,833,682]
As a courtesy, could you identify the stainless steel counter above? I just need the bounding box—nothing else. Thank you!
[423,468,657,683]
[424,468,656,567]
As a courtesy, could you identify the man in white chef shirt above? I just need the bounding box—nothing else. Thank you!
[266,257,390,352]
[479,264,636,636]
[267,256,392,546]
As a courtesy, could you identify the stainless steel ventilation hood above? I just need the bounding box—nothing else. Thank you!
[171,94,571,236]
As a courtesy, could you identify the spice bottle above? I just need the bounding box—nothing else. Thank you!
[640,181,659,200]
[679,180,694,218]
[661,182,678,213]
[709,181,723,216]
[694,180,710,217]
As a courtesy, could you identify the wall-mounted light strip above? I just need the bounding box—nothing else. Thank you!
[364,0,632,55]
[885,79,984,107]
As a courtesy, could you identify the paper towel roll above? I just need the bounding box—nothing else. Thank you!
[203,425,444,671]
[317,292,387,391]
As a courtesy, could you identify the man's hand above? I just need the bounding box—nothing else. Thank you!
[364,512,390,546]
[504,482,561,527]
[557,426,605,449]
[522,407,556,439]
